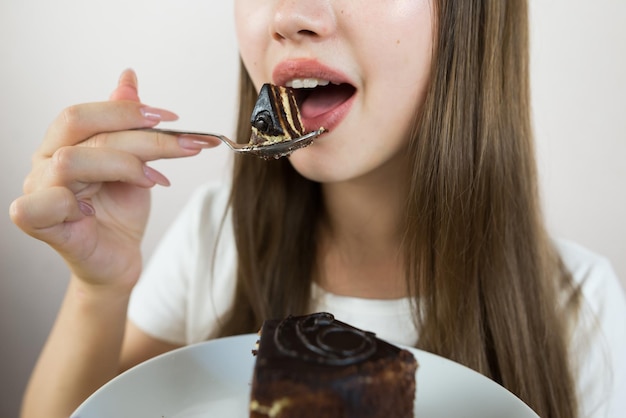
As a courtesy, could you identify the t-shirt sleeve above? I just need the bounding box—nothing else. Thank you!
[558,240,626,418]
[127,182,229,345]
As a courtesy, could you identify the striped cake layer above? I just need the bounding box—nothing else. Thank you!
[250,84,306,145]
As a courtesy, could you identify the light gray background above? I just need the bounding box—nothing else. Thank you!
[1,1,624,417]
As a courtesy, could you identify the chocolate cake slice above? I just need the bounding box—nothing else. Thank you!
[249,84,306,146]
[249,312,418,418]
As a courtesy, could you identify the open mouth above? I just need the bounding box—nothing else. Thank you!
[287,79,357,132]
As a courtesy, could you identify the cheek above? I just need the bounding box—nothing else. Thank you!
[346,1,432,103]
[234,0,269,87]
[360,2,434,121]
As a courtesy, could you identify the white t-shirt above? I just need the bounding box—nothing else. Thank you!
[129,181,626,418]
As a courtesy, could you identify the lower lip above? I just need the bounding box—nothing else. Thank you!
[301,93,356,134]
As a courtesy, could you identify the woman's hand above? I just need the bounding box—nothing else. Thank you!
[9,69,220,291]
[12,70,222,418]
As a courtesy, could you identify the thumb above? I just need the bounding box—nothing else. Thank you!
[109,68,141,102]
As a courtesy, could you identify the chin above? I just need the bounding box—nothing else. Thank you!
[289,138,411,187]
[287,146,374,184]
[288,148,344,183]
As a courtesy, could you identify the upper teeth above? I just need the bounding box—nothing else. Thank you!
[286,78,330,89]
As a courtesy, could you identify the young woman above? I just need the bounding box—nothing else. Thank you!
[10,1,625,417]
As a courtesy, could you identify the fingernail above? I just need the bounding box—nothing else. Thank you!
[140,106,179,122]
[177,135,220,150]
[78,200,96,216]
[144,165,171,187]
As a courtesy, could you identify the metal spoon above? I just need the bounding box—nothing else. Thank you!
[140,127,326,159]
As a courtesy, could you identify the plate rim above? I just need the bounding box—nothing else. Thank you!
[72,333,539,418]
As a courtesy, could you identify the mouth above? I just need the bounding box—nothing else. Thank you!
[286,78,356,132]
[273,61,357,133]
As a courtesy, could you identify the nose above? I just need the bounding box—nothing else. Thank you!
[271,0,335,41]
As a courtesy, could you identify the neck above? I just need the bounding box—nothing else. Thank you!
[316,153,409,299]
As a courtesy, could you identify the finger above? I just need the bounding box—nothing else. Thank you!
[26,130,220,195]
[29,146,169,195]
[38,101,179,159]
[79,130,221,161]
[9,187,89,243]
[110,68,141,102]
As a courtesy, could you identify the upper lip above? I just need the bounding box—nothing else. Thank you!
[272,59,354,88]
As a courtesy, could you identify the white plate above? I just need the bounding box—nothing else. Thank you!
[71,334,539,418]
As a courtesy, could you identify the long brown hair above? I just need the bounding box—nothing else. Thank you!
[220,1,581,416]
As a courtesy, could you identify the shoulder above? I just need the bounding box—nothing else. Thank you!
[174,179,236,271]
[129,180,237,345]
[554,238,625,331]
[185,180,232,225]
[554,239,626,417]
[167,180,233,248]
[554,239,622,300]
[555,239,615,282]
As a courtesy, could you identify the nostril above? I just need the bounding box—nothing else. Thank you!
[272,5,335,41]
[273,28,319,42]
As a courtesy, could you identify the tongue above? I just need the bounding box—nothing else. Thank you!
[300,84,354,119]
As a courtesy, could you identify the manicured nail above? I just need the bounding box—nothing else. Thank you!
[177,135,220,150]
[143,165,171,187]
[140,106,179,122]
[78,200,96,216]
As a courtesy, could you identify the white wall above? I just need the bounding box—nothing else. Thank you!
[1,1,624,416]
[530,1,626,278]
[0,2,238,416]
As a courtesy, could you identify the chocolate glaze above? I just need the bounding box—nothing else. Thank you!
[250,84,282,137]
[249,84,305,144]
[256,313,404,374]
[275,313,377,366]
